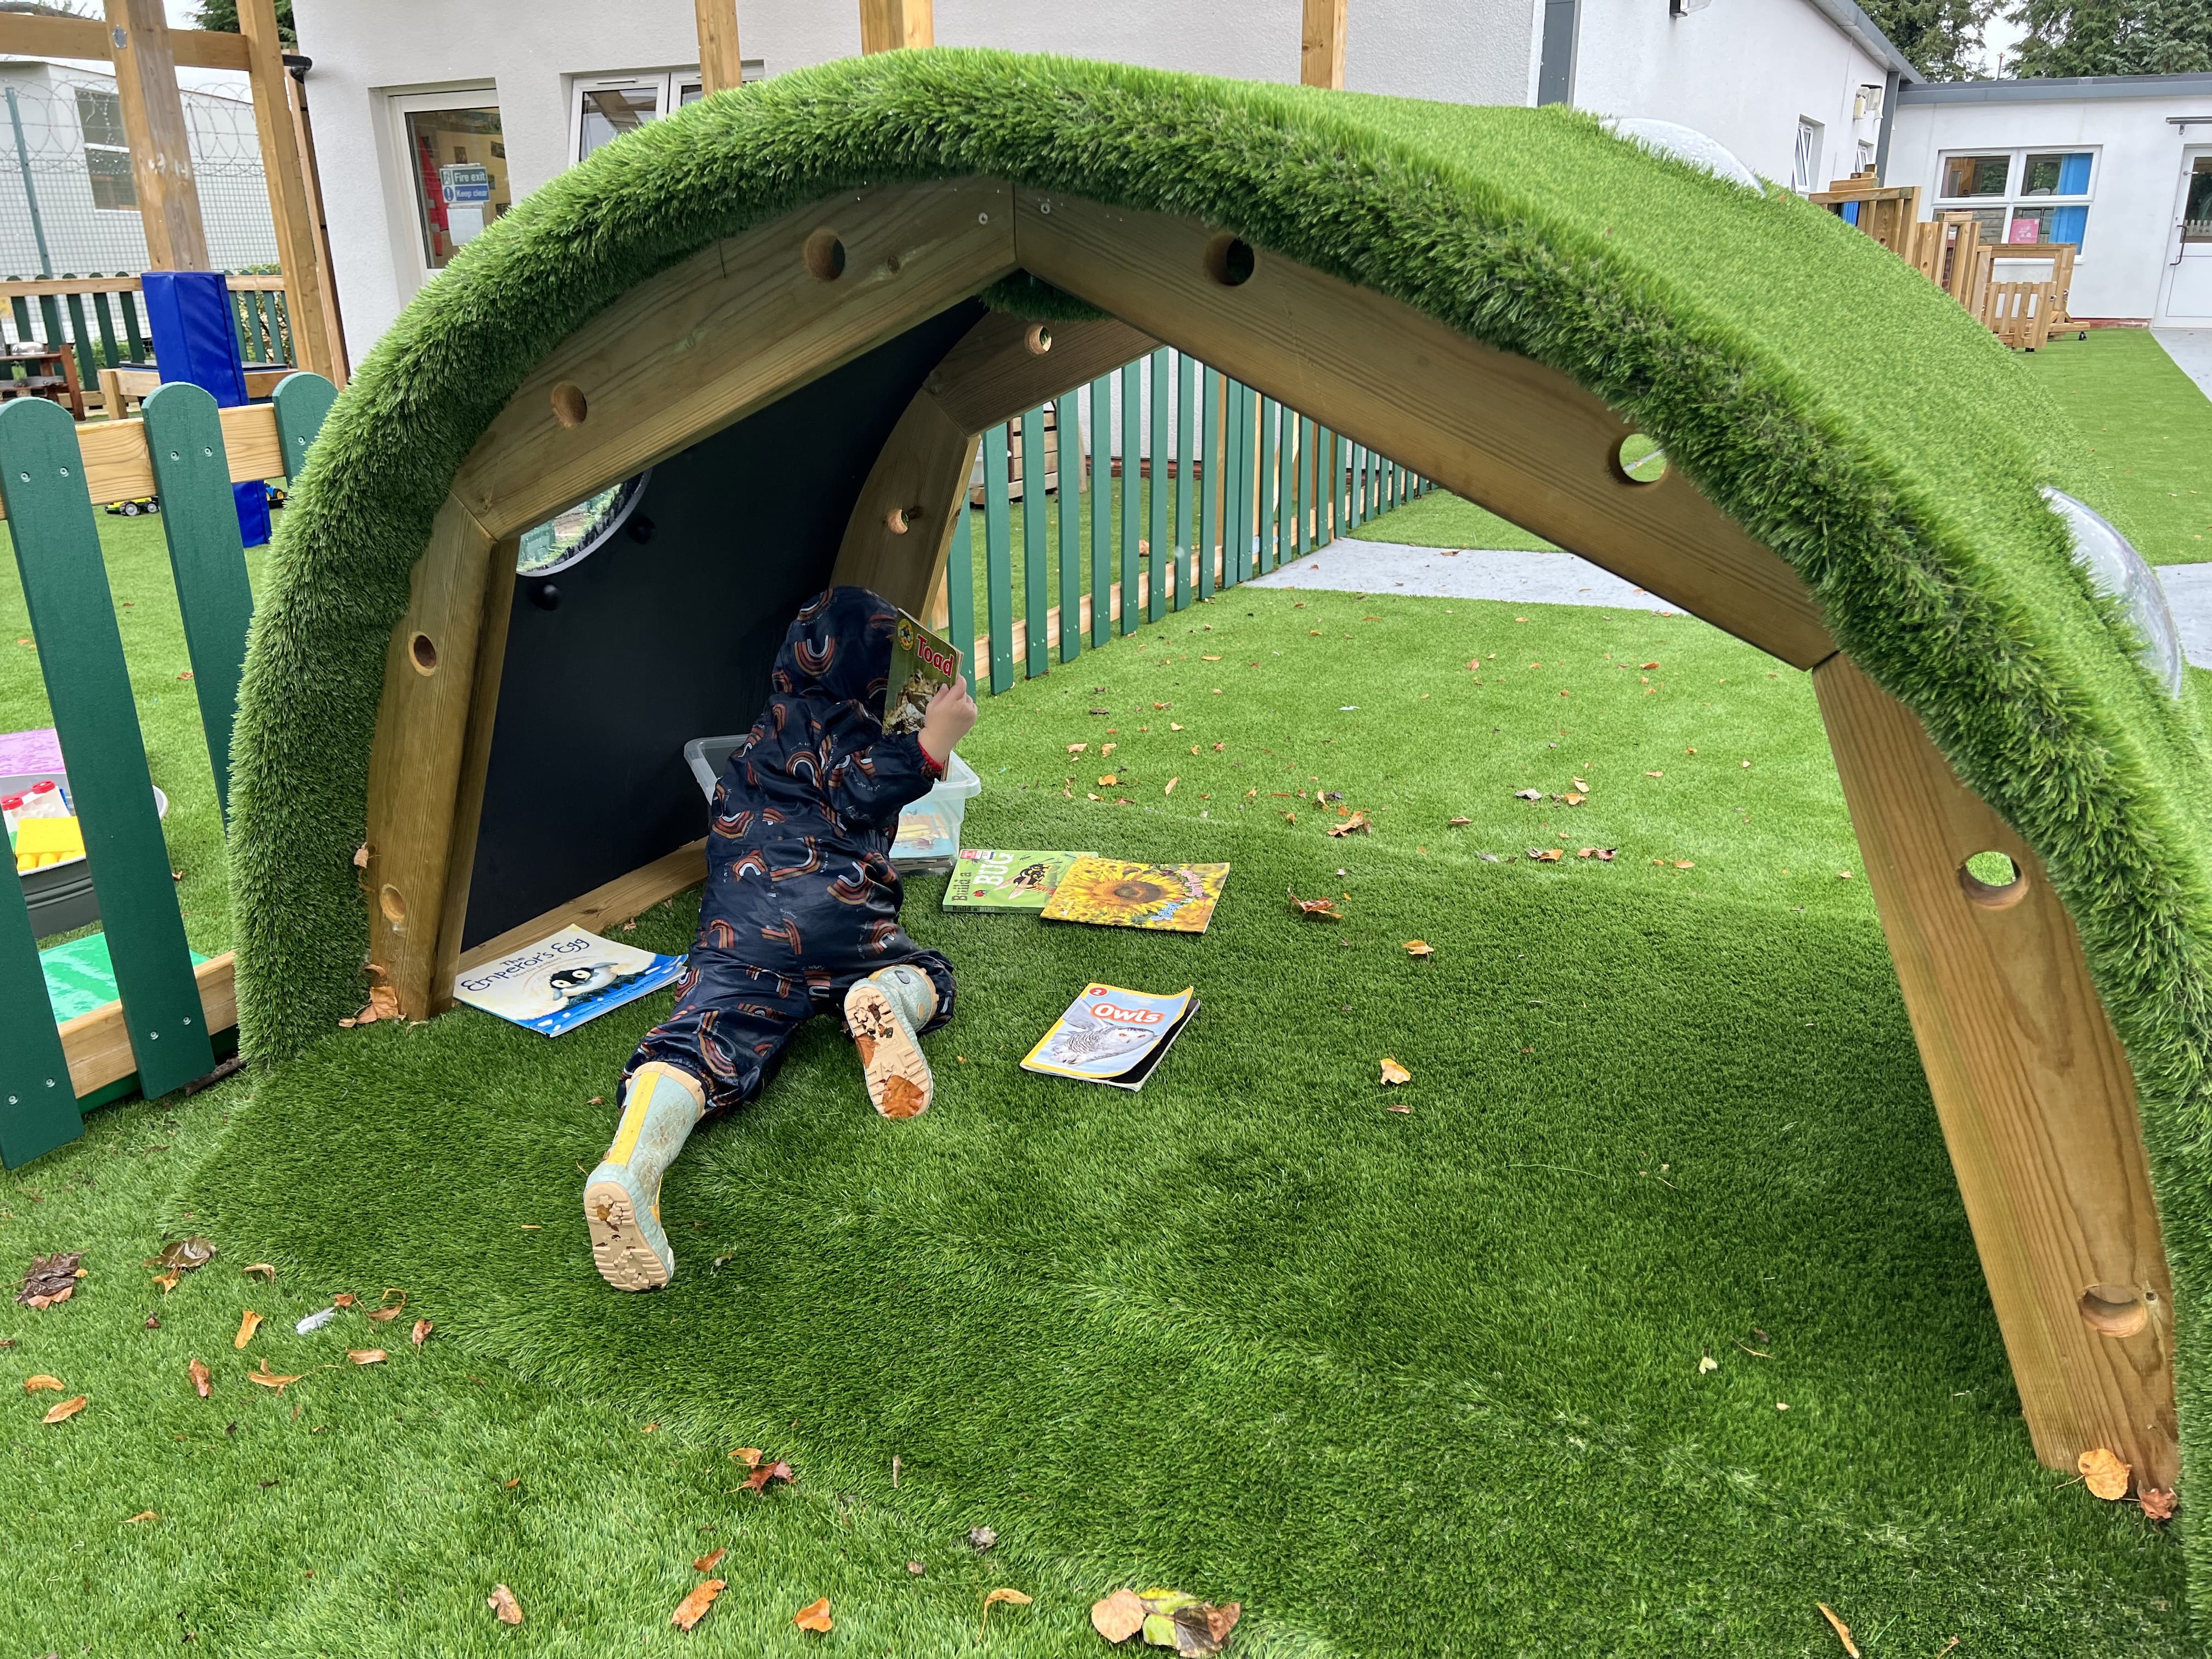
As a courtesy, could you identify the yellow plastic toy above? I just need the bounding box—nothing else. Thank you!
[14,814,83,872]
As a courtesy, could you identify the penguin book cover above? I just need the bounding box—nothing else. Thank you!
[1020,983,1199,1090]
[450,925,686,1036]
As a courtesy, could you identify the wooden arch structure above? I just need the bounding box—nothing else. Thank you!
[355,176,2175,1492]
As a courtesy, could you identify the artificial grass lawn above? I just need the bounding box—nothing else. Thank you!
[2017,329,2212,565]
[125,588,2188,1655]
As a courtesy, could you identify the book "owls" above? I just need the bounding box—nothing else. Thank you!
[1019,983,1199,1090]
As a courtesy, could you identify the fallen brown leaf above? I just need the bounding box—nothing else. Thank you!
[151,1271,180,1294]
[1448,816,1471,827]
[365,1289,408,1323]
[2141,1486,2179,1521]
[23,1374,63,1393]
[1514,789,1542,801]
[1528,848,1564,862]
[331,1293,357,1308]
[188,1358,211,1398]
[242,1263,277,1282]
[1380,1057,1411,1086]
[1164,777,1178,795]
[234,1311,263,1349]
[2080,1447,2131,1500]
[411,1318,433,1346]
[969,1525,998,1551]
[980,1587,1033,1638]
[747,1459,794,1493]
[694,1547,726,1573]
[247,1360,304,1393]
[1327,812,1371,837]
[1092,1589,1149,1644]
[793,1595,833,1634]
[353,844,370,869]
[1815,1602,1859,1657]
[1403,941,1434,958]
[1288,887,1344,921]
[1641,661,1660,669]
[487,1584,523,1626]
[347,1349,387,1365]
[1068,742,1087,754]
[42,1394,86,1424]
[731,1447,764,1467]
[125,1510,157,1523]
[18,1250,82,1305]
[673,1579,726,1631]
[1577,848,1619,861]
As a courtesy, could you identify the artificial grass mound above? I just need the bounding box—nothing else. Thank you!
[221,47,2212,1613]
[193,595,2190,1653]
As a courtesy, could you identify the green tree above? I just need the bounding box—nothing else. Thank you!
[1859,0,2003,80]
[188,0,295,48]
[2007,0,2212,75]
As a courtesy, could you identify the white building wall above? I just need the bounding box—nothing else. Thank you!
[1888,87,2212,321]
[1568,0,1888,188]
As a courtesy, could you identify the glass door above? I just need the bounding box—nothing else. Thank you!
[2163,150,2212,325]
[388,88,511,291]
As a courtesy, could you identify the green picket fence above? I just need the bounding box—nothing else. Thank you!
[4,276,296,391]
[953,349,1432,693]
[0,371,335,1168]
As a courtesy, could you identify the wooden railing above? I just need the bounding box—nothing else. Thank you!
[953,349,1431,695]
[0,372,335,1168]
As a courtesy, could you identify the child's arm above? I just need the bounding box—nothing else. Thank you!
[829,678,977,827]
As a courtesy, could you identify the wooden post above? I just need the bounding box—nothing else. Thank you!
[283,63,350,386]
[1301,0,1346,88]
[695,0,746,95]
[237,0,334,381]
[1814,653,2177,1490]
[859,0,932,53]
[103,0,211,271]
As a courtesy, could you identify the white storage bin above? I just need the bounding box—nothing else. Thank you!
[682,736,978,873]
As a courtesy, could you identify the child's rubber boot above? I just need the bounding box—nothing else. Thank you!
[845,965,938,1119]
[583,1063,704,1291]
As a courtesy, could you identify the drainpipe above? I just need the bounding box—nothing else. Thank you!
[1537,0,1579,106]
[1875,66,1900,180]
[5,84,64,354]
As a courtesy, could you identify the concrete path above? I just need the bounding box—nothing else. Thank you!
[2154,328,2212,402]
[1245,538,1675,613]
[1248,533,2212,672]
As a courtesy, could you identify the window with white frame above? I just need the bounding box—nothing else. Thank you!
[75,87,135,211]
[1793,117,1824,194]
[1936,148,2096,247]
[569,64,763,164]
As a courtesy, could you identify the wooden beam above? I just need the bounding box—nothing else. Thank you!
[0,13,250,70]
[1301,0,1347,88]
[450,178,1016,540]
[283,60,351,386]
[1013,194,1833,668]
[859,0,932,52]
[0,403,282,518]
[1814,653,2176,1490]
[103,0,211,271]
[922,311,1159,435]
[362,496,504,1022]
[454,841,709,979]
[695,0,746,95]
[238,0,335,382]
[831,391,977,617]
[60,952,234,1097]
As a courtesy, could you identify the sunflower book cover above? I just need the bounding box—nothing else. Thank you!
[1039,857,1230,934]
[944,849,1093,911]
[1021,983,1199,1090]
[882,610,961,738]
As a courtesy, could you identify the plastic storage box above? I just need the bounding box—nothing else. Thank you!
[682,736,979,873]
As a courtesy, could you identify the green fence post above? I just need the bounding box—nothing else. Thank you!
[8,295,31,343]
[270,371,337,483]
[1198,370,1221,600]
[63,291,96,386]
[0,855,81,1167]
[1148,347,1169,622]
[0,397,215,1098]
[1020,407,1048,680]
[91,289,121,368]
[947,492,976,680]
[143,383,254,821]
[120,289,144,360]
[1088,376,1111,646]
[1174,353,1195,612]
[1258,394,1279,575]
[982,423,1013,695]
[1223,382,1249,589]
[1119,361,1141,633]
[1056,391,1081,663]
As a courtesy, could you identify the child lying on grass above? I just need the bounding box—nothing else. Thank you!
[584,586,977,1291]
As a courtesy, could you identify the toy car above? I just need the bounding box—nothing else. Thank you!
[104,496,160,517]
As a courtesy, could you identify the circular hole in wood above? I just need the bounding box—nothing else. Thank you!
[549,382,588,428]
[409,632,439,674]
[1202,234,1257,287]
[1024,323,1053,356]
[379,884,407,925]
[1958,850,2026,909]
[2079,1284,2149,1338]
[884,507,911,535]
[1615,434,1668,484]
[803,229,847,281]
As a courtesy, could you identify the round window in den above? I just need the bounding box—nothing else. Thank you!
[516,471,652,576]
[2043,487,2185,699]
[1601,118,1762,194]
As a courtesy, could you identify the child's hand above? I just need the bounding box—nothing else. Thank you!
[918,676,977,766]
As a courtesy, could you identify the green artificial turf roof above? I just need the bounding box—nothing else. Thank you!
[223,47,2212,1620]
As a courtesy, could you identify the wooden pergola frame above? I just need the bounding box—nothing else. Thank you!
[349,177,2176,1498]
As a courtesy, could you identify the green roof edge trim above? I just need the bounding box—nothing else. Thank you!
[224,50,2212,1611]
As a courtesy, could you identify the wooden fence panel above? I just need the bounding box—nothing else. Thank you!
[0,397,213,1102]
[143,384,254,821]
